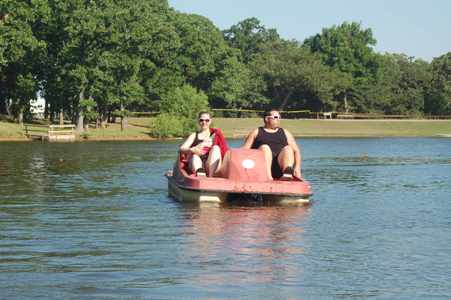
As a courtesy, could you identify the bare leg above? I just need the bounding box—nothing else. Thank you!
[259,144,273,180]
[278,145,294,172]
[189,154,203,174]
[216,150,230,178]
[206,145,221,177]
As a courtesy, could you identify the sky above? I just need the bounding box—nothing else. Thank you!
[168,0,451,62]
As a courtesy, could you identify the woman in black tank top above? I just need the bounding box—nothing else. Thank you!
[251,127,288,157]
[243,109,303,180]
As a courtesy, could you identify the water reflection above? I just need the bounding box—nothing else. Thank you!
[1,139,451,299]
[179,202,310,287]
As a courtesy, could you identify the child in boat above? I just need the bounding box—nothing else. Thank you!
[179,111,229,177]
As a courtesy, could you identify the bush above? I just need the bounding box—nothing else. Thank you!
[160,84,210,119]
[149,113,196,138]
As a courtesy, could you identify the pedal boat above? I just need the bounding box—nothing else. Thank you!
[165,148,312,205]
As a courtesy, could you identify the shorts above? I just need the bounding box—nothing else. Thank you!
[271,152,283,179]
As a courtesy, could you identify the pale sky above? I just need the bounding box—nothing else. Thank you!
[169,0,451,62]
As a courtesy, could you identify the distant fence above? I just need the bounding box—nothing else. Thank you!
[127,110,451,120]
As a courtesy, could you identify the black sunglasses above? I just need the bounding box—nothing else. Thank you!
[199,119,210,123]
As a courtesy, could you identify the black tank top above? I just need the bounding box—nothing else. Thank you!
[191,132,211,147]
[191,132,215,147]
[251,127,288,156]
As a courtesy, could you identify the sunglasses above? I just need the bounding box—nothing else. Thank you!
[266,115,281,120]
[199,119,210,123]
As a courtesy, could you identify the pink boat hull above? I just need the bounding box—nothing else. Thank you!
[166,148,312,204]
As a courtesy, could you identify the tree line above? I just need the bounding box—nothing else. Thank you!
[1,0,450,130]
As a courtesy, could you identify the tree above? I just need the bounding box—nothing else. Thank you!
[172,13,234,92]
[41,0,172,130]
[209,56,266,109]
[223,17,280,63]
[250,40,345,111]
[304,21,377,77]
[0,0,47,121]
[426,52,451,115]
[303,22,379,112]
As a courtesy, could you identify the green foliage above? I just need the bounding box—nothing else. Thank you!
[250,40,345,111]
[209,56,266,108]
[152,84,209,138]
[426,52,451,114]
[0,0,47,118]
[304,22,377,78]
[171,13,236,92]
[160,85,210,119]
[1,2,450,120]
[148,113,194,138]
[223,17,280,63]
[79,98,98,122]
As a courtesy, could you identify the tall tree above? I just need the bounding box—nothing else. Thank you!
[223,17,280,63]
[42,0,171,129]
[426,52,451,115]
[303,22,378,112]
[250,40,346,111]
[172,13,234,93]
[0,0,47,121]
[209,55,267,109]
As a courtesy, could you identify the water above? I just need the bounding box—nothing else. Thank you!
[1,138,451,299]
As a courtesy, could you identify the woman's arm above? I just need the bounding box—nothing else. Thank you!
[242,128,258,149]
[284,129,302,178]
[179,133,196,153]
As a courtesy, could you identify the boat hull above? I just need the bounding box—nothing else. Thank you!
[167,175,310,204]
[166,148,312,205]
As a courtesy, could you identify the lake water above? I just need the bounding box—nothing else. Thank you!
[1,138,451,299]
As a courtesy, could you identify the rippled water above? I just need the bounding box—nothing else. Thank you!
[1,138,451,299]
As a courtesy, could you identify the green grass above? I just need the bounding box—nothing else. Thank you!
[212,118,451,138]
[81,122,152,140]
[0,121,26,138]
[1,118,451,141]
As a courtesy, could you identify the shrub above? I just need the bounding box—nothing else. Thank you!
[160,84,210,119]
[149,113,196,138]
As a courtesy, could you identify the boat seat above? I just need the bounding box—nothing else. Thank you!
[224,149,271,182]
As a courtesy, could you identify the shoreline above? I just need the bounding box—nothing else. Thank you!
[1,134,451,142]
[1,118,450,142]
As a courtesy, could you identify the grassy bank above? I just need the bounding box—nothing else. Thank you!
[1,118,451,141]
[218,118,451,138]
[130,117,451,138]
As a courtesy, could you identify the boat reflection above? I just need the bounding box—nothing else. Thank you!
[179,200,311,288]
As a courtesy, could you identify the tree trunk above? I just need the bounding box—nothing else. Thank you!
[279,90,294,111]
[101,112,108,128]
[59,109,64,125]
[344,93,349,113]
[120,103,127,131]
[5,99,12,116]
[44,101,49,120]
[76,90,84,132]
[77,113,84,132]
[18,110,24,126]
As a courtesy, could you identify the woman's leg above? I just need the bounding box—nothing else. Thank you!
[189,154,203,174]
[278,145,294,172]
[206,145,221,177]
[259,144,273,180]
[215,150,230,178]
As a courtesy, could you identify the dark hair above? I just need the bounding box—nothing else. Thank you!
[263,108,280,119]
[197,111,211,119]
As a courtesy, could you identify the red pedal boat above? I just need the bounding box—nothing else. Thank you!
[165,148,312,204]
